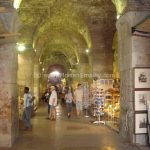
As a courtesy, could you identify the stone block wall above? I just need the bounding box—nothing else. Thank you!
[117,11,150,145]
[18,52,35,92]
[89,22,116,77]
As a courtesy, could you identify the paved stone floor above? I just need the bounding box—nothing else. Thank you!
[0,104,150,150]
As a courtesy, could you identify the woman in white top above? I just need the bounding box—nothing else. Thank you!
[65,87,73,118]
[49,86,57,121]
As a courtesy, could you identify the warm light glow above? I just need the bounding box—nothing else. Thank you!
[117,15,120,19]
[109,105,112,108]
[13,0,22,9]
[17,43,26,52]
[86,49,90,53]
[51,71,60,76]
[42,68,45,71]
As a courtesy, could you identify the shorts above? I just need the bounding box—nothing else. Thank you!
[50,105,56,109]
[66,103,72,113]
[76,101,82,111]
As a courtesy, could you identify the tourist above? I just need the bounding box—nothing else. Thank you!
[65,87,73,118]
[49,86,58,121]
[23,87,34,131]
[74,83,83,117]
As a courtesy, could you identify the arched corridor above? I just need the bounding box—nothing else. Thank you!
[0,0,150,149]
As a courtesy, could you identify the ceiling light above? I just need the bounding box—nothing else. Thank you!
[42,68,45,72]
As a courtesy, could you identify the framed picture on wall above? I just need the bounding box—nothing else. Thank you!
[134,68,150,89]
[135,113,148,134]
[134,90,150,111]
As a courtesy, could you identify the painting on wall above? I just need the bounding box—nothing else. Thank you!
[134,91,150,111]
[134,68,150,89]
[135,113,148,134]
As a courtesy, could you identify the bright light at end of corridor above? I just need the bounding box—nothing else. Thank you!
[51,71,60,76]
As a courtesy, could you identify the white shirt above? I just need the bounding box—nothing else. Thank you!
[49,90,57,106]
[24,93,32,108]
[65,92,73,103]
[74,88,83,102]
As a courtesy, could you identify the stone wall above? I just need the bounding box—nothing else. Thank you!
[0,44,18,147]
[18,52,35,92]
[117,11,150,145]
[89,23,116,77]
[127,0,150,11]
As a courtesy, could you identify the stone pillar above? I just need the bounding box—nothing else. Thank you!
[0,44,18,147]
[117,11,150,145]
[17,52,35,93]
[33,64,40,105]
[78,63,91,82]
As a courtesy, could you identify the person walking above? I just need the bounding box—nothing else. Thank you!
[49,86,58,121]
[74,83,83,117]
[23,87,34,131]
[65,87,73,118]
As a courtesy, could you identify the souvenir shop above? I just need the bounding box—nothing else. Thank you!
[89,78,120,131]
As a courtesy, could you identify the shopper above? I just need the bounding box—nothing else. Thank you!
[49,86,58,121]
[46,88,51,116]
[23,87,34,131]
[74,83,83,117]
[65,87,73,118]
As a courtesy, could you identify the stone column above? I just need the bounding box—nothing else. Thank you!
[0,44,18,147]
[17,51,35,93]
[33,64,40,105]
[78,63,91,82]
[117,11,150,145]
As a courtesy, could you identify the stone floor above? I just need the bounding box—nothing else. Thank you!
[0,104,150,150]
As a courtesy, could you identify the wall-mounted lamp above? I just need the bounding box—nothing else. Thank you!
[86,49,90,53]
[17,43,26,52]
[117,15,121,20]
[14,0,22,9]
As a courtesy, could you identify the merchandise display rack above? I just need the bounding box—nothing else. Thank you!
[93,88,105,124]
[83,82,90,118]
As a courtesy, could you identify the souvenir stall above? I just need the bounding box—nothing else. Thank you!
[90,78,120,129]
[82,82,90,117]
[104,88,120,131]
[93,88,105,124]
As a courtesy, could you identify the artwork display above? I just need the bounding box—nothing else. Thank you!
[134,68,150,89]
[134,91,150,111]
[135,113,148,134]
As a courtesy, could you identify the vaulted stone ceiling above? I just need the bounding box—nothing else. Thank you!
[0,0,118,74]
[16,0,117,73]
